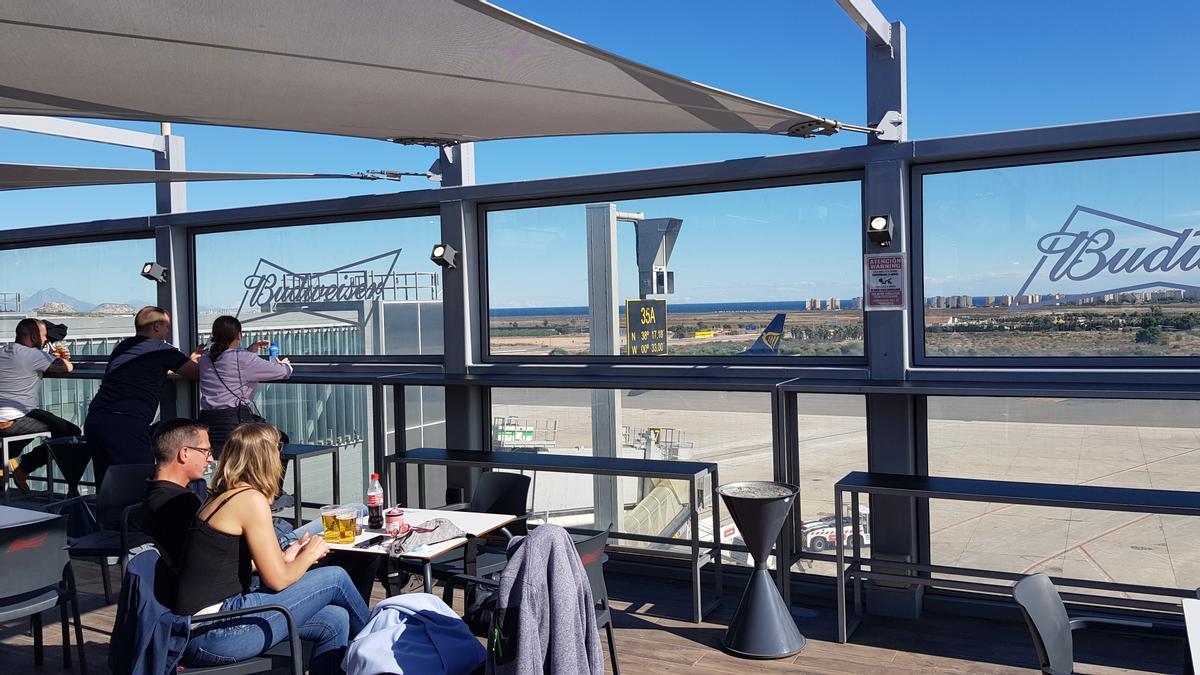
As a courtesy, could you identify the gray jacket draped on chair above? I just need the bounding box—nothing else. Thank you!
[491,524,602,675]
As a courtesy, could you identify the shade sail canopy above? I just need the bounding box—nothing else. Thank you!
[0,1,831,143]
[0,163,361,190]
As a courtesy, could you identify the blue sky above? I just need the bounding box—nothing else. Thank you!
[1,1,1198,308]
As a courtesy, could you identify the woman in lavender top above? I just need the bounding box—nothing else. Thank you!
[198,316,293,455]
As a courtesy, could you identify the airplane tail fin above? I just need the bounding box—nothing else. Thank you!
[740,313,786,355]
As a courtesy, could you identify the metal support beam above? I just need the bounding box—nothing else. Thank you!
[437,143,476,188]
[441,190,483,504]
[154,125,187,214]
[0,115,167,151]
[835,0,893,48]
[867,21,906,143]
[586,203,623,531]
[153,221,193,418]
[152,123,191,418]
[862,152,921,615]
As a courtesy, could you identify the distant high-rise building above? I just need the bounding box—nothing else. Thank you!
[959,295,972,308]
[806,298,820,311]
[1151,289,1184,301]
[828,297,839,311]
[851,296,863,309]
[997,295,1013,307]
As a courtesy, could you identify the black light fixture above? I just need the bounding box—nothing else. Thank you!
[141,262,169,283]
[430,243,457,269]
[866,214,893,247]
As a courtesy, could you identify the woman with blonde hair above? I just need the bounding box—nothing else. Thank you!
[174,423,368,674]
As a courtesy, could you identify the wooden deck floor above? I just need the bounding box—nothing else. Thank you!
[0,560,1184,674]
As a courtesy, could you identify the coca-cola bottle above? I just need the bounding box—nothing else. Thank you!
[367,473,384,529]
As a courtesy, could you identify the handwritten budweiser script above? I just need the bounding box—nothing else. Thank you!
[238,249,402,316]
[1016,206,1200,301]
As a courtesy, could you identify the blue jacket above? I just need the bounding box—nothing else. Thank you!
[343,593,485,674]
[110,547,191,675]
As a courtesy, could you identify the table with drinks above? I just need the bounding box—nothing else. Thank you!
[318,485,517,593]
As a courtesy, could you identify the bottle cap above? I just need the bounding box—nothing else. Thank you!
[370,472,379,480]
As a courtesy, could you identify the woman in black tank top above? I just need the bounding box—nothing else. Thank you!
[176,423,369,675]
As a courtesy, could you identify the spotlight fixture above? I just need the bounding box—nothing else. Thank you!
[430,243,457,269]
[141,262,169,283]
[866,215,893,247]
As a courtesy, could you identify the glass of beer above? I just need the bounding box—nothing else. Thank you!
[336,508,358,544]
[320,505,341,543]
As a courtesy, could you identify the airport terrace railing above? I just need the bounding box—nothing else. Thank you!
[10,109,1200,624]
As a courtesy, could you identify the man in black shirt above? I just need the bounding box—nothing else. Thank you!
[86,307,203,486]
[143,419,213,572]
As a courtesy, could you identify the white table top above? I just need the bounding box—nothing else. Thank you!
[1184,598,1200,673]
[328,507,517,560]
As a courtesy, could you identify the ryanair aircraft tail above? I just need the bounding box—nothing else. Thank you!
[739,314,786,355]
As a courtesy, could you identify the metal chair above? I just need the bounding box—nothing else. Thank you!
[67,463,154,603]
[0,431,51,501]
[1013,573,1156,674]
[572,526,620,675]
[402,472,531,601]
[0,515,87,672]
[114,547,305,675]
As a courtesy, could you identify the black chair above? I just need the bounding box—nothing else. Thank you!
[572,527,620,675]
[400,472,531,600]
[1013,573,1161,674]
[114,548,305,675]
[0,515,87,672]
[461,526,619,674]
[67,463,154,603]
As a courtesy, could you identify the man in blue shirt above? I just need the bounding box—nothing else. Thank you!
[86,307,202,487]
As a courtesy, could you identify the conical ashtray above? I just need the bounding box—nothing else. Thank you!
[718,481,805,659]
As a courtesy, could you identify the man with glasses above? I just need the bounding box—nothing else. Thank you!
[143,419,214,575]
[86,307,203,487]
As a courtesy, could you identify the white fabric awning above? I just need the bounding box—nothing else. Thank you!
[0,1,830,143]
[0,163,361,190]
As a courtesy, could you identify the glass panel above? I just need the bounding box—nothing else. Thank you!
[490,388,772,566]
[928,396,1200,597]
[0,238,157,359]
[385,385,447,507]
[486,181,863,358]
[256,382,374,507]
[922,151,1200,357]
[791,394,868,576]
[194,216,443,357]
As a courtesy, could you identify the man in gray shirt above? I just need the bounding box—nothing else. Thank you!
[0,318,77,491]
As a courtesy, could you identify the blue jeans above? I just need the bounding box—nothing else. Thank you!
[182,566,370,675]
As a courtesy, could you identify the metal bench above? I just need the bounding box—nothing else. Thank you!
[833,471,1200,643]
[387,447,723,622]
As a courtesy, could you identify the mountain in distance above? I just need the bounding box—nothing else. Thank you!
[35,301,77,314]
[24,288,94,312]
[92,303,138,315]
